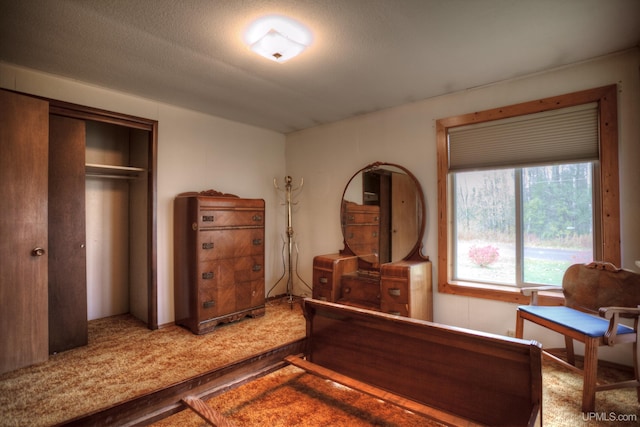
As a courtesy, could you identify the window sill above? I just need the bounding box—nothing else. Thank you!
[439,280,565,306]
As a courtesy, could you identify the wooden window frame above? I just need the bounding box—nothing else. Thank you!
[436,85,620,305]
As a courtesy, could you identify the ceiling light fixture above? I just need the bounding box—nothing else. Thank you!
[244,15,312,63]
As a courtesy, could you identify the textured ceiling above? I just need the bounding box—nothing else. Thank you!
[1,0,639,133]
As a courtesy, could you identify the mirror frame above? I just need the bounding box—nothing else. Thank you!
[340,161,428,263]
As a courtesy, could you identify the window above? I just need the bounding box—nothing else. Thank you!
[453,164,594,287]
[436,85,620,304]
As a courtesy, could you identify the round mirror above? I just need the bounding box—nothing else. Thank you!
[341,162,426,263]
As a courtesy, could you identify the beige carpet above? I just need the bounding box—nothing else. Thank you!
[0,298,638,426]
[153,364,446,427]
[0,299,305,427]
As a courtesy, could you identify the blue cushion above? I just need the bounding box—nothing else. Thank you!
[518,305,634,338]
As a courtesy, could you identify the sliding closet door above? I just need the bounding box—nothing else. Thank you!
[0,90,49,374]
[48,115,88,353]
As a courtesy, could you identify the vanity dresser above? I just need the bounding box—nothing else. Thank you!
[174,190,265,334]
[313,162,432,321]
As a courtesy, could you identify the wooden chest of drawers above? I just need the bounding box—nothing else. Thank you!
[342,201,380,259]
[174,192,265,334]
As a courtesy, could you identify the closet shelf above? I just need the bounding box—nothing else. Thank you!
[85,163,146,179]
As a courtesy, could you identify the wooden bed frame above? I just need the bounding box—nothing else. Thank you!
[292,299,543,427]
[59,298,542,426]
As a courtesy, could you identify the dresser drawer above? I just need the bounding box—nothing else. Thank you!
[343,211,380,225]
[198,209,264,229]
[381,279,409,304]
[342,201,380,225]
[380,301,409,316]
[197,272,263,318]
[344,224,379,241]
[344,224,379,256]
[232,255,264,283]
[236,279,265,310]
[198,256,262,288]
[312,269,334,301]
[198,229,264,261]
[340,274,380,306]
[197,286,230,319]
[313,268,334,289]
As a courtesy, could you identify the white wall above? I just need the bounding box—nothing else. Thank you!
[0,62,287,327]
[286,49,640,364]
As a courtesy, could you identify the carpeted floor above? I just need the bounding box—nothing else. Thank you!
[152,364,446,427]
[0,298,306,427]
[0,297,638,426]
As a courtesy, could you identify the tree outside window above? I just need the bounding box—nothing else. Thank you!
[453,163,593,287]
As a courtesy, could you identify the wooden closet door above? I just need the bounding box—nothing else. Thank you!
[48,115,87,353]
[0,90,50,374]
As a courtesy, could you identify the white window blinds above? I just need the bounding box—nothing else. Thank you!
[448,102,599,171]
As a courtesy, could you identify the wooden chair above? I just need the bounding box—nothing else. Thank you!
[516,261,640,412]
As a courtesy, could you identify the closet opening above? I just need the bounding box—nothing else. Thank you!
[50,100,158,332]
[85,122,149,323]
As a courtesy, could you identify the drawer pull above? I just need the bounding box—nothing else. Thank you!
[388,311,401,316]
[347,215,355,221]
[388,288,401,297]
[202,272,214,280]
[372,231,378,237]
[252,214,263,222]
[202,215,215,222]
[343,287,351,294]
[319,277,328,284]
[192,222,198,231]
[202,242,214,250]
[202,300,215,308]
[252,264,262,272]
[252,238,262,245]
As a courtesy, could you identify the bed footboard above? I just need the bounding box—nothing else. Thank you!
[299,299,542,426]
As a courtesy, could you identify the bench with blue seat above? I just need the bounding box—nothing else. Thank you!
[516,261,640,412]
